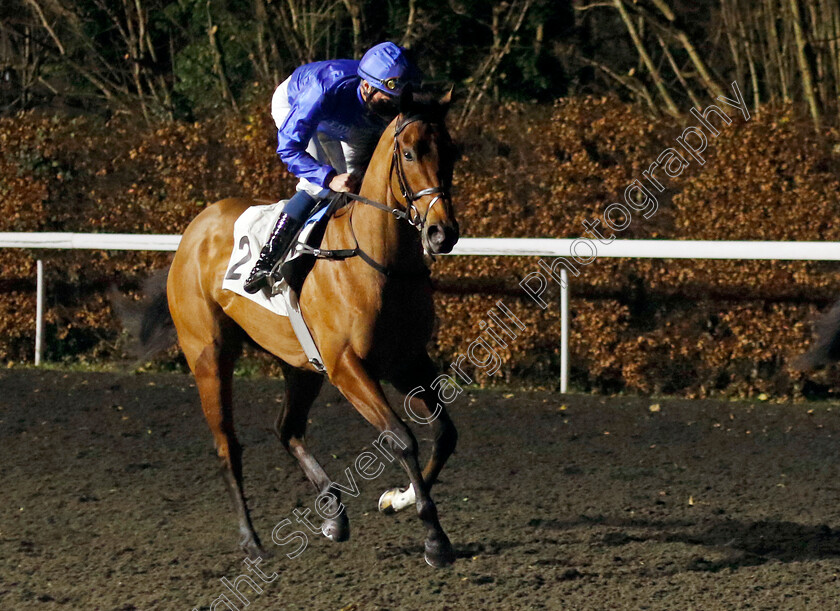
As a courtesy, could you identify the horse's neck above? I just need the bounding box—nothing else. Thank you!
[327,126,423,271]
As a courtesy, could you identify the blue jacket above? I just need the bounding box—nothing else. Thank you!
[276,60,382,188]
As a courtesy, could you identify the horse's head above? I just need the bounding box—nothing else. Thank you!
[390,90,460,255]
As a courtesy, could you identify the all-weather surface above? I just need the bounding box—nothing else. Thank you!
[2,369,840,610]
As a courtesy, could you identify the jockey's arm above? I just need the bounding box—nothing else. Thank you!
[275,85,338,190]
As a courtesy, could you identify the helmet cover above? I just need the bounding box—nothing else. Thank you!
[357,42,419,95]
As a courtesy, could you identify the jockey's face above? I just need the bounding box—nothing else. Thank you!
[361,80,399,121]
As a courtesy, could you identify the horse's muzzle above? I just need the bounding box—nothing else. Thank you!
[424,221,460,255]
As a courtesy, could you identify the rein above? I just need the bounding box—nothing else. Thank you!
[298,113,447,278]
[343,113,448,230]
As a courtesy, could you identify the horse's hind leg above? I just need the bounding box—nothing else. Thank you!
[330,350,455,567]
[275,364,348,542]
[379,355,458,514]
[187,324,265,559]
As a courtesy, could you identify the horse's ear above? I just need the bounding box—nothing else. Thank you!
[439,86,454,109]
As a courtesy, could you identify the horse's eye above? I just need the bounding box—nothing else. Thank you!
[403,150,414,162]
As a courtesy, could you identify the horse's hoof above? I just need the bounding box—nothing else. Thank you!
[378,484,416,514]
[378,489,397,514]
[424,535,455,568]
[321,514,350,542]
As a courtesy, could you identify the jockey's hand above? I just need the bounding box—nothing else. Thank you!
[329,172,360,194]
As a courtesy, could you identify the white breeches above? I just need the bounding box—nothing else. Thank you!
[271,77,357,197]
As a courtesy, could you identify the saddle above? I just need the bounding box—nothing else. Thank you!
[273,195,349,373]
[221,196,347,373]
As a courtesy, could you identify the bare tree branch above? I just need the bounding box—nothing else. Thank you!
[456,0,534,128]
[206,0,238,113]
[788,0,821,128]
[612,0,679,116]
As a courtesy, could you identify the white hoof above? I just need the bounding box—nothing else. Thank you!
[378,484,416,514]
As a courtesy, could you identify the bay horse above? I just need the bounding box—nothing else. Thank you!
[166,91,460,567]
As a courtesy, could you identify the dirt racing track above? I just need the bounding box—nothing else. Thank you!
[2,369,840,610]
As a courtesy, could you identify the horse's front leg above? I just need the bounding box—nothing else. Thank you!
[329,349,455,567]
[379,356,458,514]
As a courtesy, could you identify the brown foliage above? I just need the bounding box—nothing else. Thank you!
[2,98,840,397]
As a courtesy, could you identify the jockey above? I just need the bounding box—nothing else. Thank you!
[244,41,420,294]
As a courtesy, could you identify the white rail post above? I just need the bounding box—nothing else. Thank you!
[35,259,44,366]
[560,267,569,393]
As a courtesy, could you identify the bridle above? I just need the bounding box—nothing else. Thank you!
[294,113,453,278]
[390,114,449,229]
[344,113,450,232]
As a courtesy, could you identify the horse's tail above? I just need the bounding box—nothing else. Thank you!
[109,269,176,364]
[793,298,840,370]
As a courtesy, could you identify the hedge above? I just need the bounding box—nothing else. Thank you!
[2,97,840,398]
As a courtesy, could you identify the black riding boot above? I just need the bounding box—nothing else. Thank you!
[243,212,304,293]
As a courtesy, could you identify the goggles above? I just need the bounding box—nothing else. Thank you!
[358,65,404,95]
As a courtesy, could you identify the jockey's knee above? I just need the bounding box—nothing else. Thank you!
[283,190,319,221]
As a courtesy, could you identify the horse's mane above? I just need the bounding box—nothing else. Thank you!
[402,91,451,124]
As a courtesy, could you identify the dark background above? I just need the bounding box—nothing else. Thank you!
[2,0,839,129]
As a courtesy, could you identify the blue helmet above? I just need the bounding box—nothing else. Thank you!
[357,42,419,96]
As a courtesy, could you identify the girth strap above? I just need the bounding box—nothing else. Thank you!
[295,241,430,279]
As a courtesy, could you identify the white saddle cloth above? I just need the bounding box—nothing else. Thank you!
[221,201,328,317]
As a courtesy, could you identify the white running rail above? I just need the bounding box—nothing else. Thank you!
[3,233,838,391]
